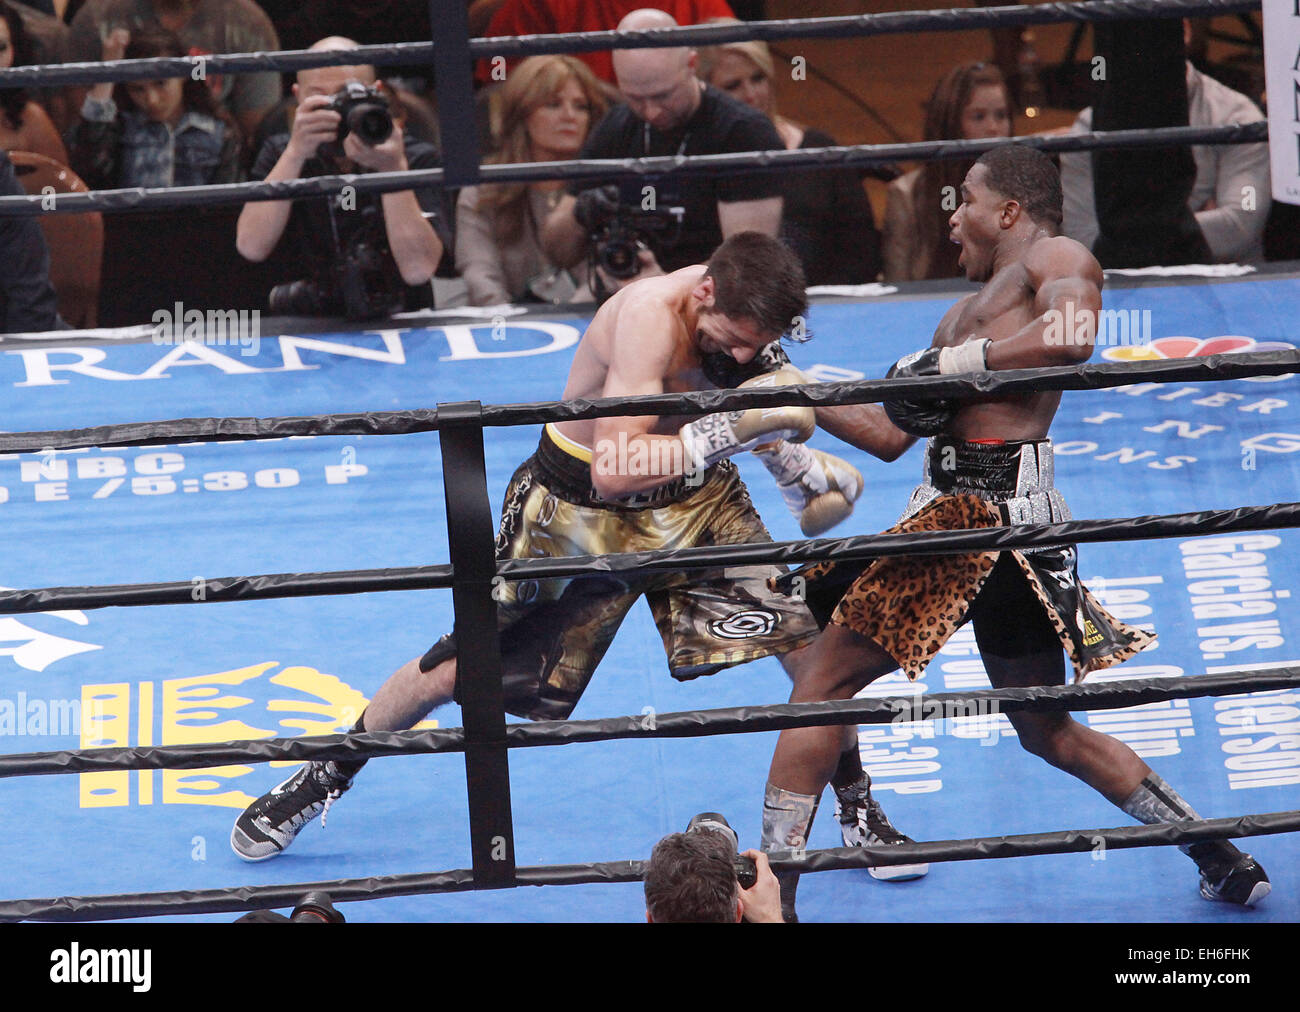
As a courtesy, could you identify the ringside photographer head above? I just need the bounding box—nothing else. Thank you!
[644,814,785,923]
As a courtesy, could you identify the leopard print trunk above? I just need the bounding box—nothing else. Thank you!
[829,495,1002,680]
[776,490,1155,682]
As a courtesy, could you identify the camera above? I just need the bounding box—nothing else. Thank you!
[233,890,346,923]
[685,812,757,890]
[327,80,394,147]
[268,238,402,321]
[289,891,346,923]
[575,184,683,281]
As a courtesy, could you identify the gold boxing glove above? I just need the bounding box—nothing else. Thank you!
[679,367,816,472]
[753,439,864,536]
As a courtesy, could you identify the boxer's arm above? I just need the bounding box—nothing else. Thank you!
[983,238,1102,370]
[592,300,814,496]
[590,297,685,498]
[814,404,915,462]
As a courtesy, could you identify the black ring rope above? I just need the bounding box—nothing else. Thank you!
[0,563,454,614]
[2,809,1294,922]
[0,501,1295,616]
[499,501,1300,579]
[0,124,1269,218]
[467,0,1263,59]
[4,668,1297,776]
[0,0,1259,91]
[1,351,1293,455]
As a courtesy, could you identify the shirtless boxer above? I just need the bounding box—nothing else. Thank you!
[758,146,1271,919]
[231,232,920,870]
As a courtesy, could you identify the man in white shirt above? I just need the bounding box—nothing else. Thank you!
[1060,24,1270,265]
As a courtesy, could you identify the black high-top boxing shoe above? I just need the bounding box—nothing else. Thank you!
[1192,841,1271,907]
[833,774,929,881]
[231,761,354,861]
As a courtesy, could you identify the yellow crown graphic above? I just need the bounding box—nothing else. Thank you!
[80,662,436,810]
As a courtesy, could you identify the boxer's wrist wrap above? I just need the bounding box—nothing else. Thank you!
[754,438,809,481]
[679,412,749,471]
[938,338,990,374]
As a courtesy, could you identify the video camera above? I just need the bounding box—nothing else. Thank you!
[574,184,684,280]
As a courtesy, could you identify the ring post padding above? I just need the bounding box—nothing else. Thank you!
[430,0,480,186]
[438,401,516,888]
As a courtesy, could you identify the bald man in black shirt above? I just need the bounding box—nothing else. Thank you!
[541,9,784,291]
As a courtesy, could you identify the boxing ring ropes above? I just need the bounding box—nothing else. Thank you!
[0,0,1296,920]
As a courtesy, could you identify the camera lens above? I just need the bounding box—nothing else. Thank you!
[269,280,325,316]
[349,105,393,146]
[685,812,740,851]
[290,891,346,923]
[598,239,640,279]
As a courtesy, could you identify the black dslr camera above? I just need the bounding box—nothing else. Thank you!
[686,812,758,890]
[575,184,683,280]
[327,80,394,147]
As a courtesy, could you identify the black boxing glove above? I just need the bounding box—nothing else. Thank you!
[883,338,990,437]
[573,184,620,231]
[700,340,792,388]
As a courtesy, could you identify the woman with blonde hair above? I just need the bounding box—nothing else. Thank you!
[883,62,1013,281]
[456,55,609,305]
[696,22,882,285]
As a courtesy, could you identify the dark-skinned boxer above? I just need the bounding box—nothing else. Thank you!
[756,146,1270,920]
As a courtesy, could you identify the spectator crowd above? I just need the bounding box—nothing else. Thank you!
[0,0,1283,333]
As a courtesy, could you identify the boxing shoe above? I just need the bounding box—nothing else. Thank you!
[231,761,354,861]
[1192,843,1271,907]
[833,774,929,881]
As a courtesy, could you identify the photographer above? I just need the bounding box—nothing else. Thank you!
[236,36,448,320]
[644,814,786,924]
[541,9,783,297]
